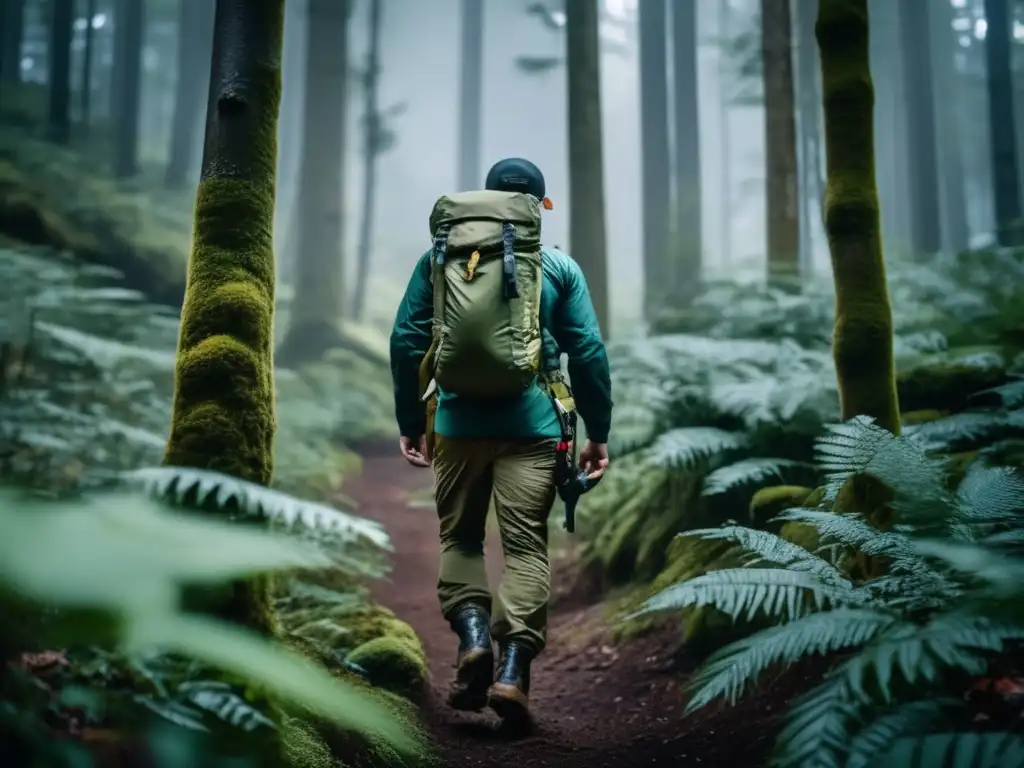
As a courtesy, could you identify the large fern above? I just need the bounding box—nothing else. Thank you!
[635,415,1024,766]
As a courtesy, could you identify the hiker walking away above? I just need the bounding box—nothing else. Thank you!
[389,157,613,725]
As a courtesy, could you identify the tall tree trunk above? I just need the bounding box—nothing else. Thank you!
[458,0,483,190]
[671,0,701,304]
[48,0,74,144]
[718,0,732,271]
[165,0,215,189]
[868,0,910,256]
[795,0,823,275]
[111,0,144,178]
[762,0,800,283]
[0,0,26,84]
[277,0,351,366]
[165,0,284,638]
[79,0,97,131]
[930,0,969,252]
[352,0,382,321]
[984,0,1023,245]
[638,0,670,323]
[565,0,610,334]
[816,0,899,435]
[898,0,941,256]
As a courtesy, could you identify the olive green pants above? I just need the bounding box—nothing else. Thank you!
[432,435,558,655]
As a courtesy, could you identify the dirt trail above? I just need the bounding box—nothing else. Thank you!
[345,455,796,768]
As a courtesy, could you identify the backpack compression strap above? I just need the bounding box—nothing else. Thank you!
[429,225,450,342]
[501,222,520,299]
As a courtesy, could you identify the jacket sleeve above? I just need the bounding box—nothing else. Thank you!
[550,259,613,443]
[389,252,433,438]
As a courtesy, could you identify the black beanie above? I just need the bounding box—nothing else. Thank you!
[484,157,546,200]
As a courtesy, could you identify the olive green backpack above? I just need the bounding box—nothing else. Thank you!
[421,190,544,400]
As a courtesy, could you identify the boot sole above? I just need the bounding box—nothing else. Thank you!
[447,647,494,712]
[487,683,531,727]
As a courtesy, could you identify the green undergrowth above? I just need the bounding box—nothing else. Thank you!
[588,249,1024,651]
[0,242,431,766]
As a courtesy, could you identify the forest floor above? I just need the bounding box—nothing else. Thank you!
[344,454,828,768]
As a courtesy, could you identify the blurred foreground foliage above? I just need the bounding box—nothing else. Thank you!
[0,243,429,767]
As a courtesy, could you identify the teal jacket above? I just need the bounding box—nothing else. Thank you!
[389,247,613,443]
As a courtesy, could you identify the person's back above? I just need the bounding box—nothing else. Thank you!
[389,157,613,728]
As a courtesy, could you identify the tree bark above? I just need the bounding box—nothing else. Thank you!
[0,0,26,84]
[795,0,824,274]
[983,0,1023,245]
[566,0,610,334]
[277,0,351,366]
[671,0,702,304]
[111,0,144,178]
[931,0,969,252]
[352,0,382,321]
[638,0,671,323]
[718,0,733,270]
[166,0,216,189]
[762,0,801,284]
[898,0,941,256]
[165,0,285,637]
[79,0,97,130]
[457,0,484,190]
[816,0,900,435]
[48,0,74,144]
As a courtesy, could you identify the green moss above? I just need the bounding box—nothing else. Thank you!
[749,485,814,528]
[897,347,1010,413]
[900,409,948,426]
[780,521,821,552]
[816,0,901,436]
[318,672,435,768]
[345,637,429,702]
[281,716,339,768]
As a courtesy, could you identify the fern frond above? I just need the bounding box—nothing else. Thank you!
[686,608,896,712]
[636,568,855,623]
[969,376,1024,409]
[815,417,895,501]
[772,673,858,768]
[845,699,959,768]
[912,409,1024,453]
[956,464,1024,527]
[647,427,749,469]
[840,614,1021,703]
[869,732,1024,768]
[685,526,854,589]
[127,466,391,551]
[700,458,813,497]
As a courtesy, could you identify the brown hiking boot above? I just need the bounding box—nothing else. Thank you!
[446,603,495,712]
[487,641,533,725]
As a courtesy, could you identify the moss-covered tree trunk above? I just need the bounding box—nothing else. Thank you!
[164,0,284,636]
[277,0,351,366]
[816,0,899,436]
[565,0,610,335]
[762,0,801,284]
[47,0,74,144]
[165,0,215,189]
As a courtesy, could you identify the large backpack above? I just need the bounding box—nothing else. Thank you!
[421,190,544,400]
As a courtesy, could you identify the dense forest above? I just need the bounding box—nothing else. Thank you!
[0,0,1022,767]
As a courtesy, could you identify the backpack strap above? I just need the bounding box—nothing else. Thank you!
[501,222,520,299]
[430,225,450,341]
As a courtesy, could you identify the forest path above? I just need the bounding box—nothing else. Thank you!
[344,454,786,768]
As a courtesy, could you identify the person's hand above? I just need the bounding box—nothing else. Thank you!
[578,440,609,481]
[399,435,431,467]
